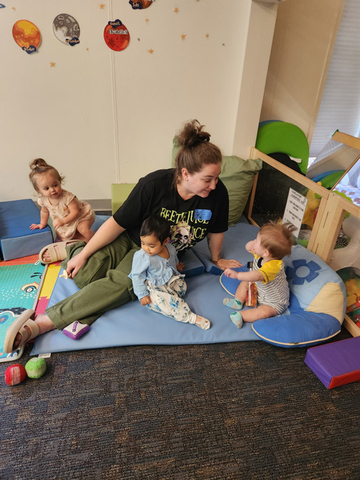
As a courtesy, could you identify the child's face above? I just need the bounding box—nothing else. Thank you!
[140,234,167,256]
[36,171,62,199]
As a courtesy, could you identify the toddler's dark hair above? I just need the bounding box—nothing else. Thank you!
[29,158,64,193]
[140,215,170,244]
[259,221,296,259]
[173,119,222,183]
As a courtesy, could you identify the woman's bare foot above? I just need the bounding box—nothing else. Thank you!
[41,245,61,263]
[13,314,56,349]
[39,240,79,264]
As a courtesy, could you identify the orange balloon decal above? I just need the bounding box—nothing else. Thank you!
[103,19,130,52]
[13,20,41,54]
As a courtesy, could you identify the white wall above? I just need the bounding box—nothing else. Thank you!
[1,0,277,202]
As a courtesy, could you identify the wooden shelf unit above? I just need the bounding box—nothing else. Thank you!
[247,146,360,337]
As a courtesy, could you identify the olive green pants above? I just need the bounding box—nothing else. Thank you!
[46,232,139,329]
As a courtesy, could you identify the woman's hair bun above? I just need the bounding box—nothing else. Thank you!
[176,119,211,148]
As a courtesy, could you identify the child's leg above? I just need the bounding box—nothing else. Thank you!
[77,220,95,243]
[223,281,248,310]
[230,304,278,329]
[146,283,210,330]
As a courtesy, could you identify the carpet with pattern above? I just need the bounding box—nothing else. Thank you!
[1,327,359,480]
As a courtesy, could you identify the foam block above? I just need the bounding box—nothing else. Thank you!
[305,337,360,388]
[111,183,136,214]
[0,199,53,261]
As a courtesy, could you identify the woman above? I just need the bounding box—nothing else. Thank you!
[5,120,241,352]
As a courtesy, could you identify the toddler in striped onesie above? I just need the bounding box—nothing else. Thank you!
[223,222,295,328]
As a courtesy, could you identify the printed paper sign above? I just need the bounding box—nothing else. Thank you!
[282,188,308,237]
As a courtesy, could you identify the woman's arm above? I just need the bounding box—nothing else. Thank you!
[66,216,125,277]
[207,232,242,270]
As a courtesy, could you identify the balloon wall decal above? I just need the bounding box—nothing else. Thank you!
[53,14,80,46]
[12,20,41,54]
[129,0,154,9]
[103,19,130,52]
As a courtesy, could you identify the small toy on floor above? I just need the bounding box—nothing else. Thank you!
[5,364,27,386]
[63,321,90,340]
[25,357,47,379]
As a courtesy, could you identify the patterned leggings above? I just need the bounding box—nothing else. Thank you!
[145,275,197,325]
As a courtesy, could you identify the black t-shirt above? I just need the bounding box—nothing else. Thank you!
[113,169,229,252]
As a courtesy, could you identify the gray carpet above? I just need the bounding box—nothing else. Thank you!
[1,328,359,480]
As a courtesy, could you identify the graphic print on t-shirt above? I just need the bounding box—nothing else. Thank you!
[160,208,213,252]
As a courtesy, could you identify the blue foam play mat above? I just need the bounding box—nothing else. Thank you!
[31,222,260,355]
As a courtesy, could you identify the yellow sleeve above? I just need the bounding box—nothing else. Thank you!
[259,259,282,283]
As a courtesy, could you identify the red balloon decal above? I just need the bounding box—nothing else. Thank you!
[104,19,130,52]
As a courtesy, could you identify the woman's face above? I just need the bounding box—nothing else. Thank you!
[180,163,221,199]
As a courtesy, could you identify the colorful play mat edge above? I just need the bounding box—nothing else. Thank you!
[0,254,60,363]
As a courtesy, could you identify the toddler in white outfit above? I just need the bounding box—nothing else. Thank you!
[129,215,210,330]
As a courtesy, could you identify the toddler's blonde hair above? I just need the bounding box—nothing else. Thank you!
[259,221,296,259]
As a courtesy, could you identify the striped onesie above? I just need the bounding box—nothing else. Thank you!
[252,253,289,314]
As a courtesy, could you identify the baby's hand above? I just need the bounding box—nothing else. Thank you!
[52,219,63,229]
[177,262,185,272]
[224,268,237,279]
[30,223,44,230]
[140,295,151,306]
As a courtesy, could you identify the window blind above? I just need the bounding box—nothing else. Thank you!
[310,0,360,157]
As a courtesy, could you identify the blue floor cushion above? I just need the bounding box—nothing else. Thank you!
[220,243,346,348]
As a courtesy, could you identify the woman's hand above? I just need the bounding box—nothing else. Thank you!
[65,217,125,278]
[216,258,242,270]
[207,233,242,271]
[177,262,185,271]
[65,252,87,279]
[140,296,151,306]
